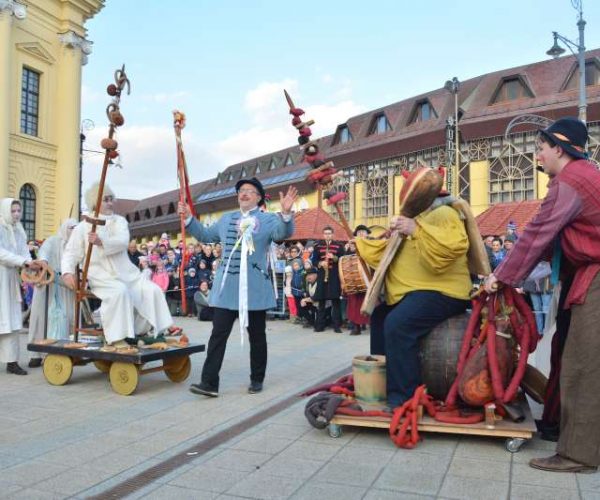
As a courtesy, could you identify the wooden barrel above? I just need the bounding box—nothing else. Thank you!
[419,312,469,401]
[352,355,386,404]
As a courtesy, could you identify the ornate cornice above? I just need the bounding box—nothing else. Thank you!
[0,0,26,19]
[58,30,93,65]
[16,42,55,64]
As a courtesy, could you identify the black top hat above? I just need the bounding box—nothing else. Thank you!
[353,224,371,236]
[540,117,588,160]
[235,177,265,206]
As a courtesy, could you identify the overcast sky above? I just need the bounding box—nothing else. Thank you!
[80,0,600,202]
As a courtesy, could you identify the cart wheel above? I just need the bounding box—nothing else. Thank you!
[93,360,111,373]
[328,424,343,438]
[43,354,73,386]
[505,438,526,453]
[109,362,139,396]
[164,356,191,383]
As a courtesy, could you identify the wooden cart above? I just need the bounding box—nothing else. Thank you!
[28,340,205,396]
[326,399,536,453]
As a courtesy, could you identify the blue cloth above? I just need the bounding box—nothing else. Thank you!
[370,291,469,407]
[186,207,293,311]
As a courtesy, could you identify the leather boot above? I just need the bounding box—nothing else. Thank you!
[349,326,361,336]
[28,358,42,368]
[6,362,27,375]
[530,454,598,473]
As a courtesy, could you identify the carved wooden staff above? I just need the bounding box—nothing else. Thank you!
[74,65,130,341]
[173,110,195,315]
[360,167,444,315]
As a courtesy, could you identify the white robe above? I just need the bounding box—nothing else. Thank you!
[0,199,31,362]
[28,220,77,355]
[61,214,173,344]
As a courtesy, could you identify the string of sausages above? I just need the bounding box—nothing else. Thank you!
[446,286,539,407]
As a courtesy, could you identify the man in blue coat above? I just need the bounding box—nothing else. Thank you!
[179,178,297,396]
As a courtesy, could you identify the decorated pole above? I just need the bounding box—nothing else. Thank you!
[173,110,195,315]
[75,65,130,340]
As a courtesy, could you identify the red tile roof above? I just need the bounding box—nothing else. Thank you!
[475,200,542,237]
[287,208,350,242]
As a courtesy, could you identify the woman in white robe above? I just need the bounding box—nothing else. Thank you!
[27,219,78,366]
[61,184,175,345]
[0,198,33,375]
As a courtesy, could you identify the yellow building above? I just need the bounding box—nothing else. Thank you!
[0,0,104,240]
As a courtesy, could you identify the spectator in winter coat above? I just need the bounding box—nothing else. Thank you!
[185,267,201,317]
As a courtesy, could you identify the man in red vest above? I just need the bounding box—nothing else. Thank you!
[485,117,600,473]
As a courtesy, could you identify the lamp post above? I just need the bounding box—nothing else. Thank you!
[546,0,587,123]
[444,76,460,197]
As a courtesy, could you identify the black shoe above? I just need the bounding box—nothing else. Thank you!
[248,381,263,394]
[28,358,42,368]
[313,328,324,333]
[334,328,343,333]
[189,383,218,397]
[349,328,361,336]
[6,362,27,375]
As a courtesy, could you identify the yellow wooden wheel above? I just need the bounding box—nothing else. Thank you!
[43,354,73,386]
[93,360,112,373]
[109,362,139,396]
[164,356,191,383]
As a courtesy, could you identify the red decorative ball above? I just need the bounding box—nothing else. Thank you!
[106,84,118,96]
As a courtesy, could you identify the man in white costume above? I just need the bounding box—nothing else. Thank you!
[0,198,40,375]
[62,183,175,346]
[28,218,78,367]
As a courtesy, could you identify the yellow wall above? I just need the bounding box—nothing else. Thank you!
[469,160,490,216]
[1,0,103,238]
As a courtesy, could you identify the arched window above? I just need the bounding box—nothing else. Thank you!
[19,183,36,240]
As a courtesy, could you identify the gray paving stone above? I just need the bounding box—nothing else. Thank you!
[259,455,324,479]
[578,472,600,492]
[447,456,510,481]
[140,484,219,499]
[347,428,395,449]
[374,467,444,496]
[168,465,249,493]
[512,462,579,489]
[582,491,600,500]
[509,483,581,500]
[364,489,435,500]
[299,426,357,445]
[276,440,341,462]
[32,464,117,496]
[262,422,310,440]
[413,433,459,456]
[454,436,512,462]
[313,461,383,487]
[290,481,367,500]
[438,475,508,499]
[202,448,272,472]
[225,470,304,499]
[388,450,452,474]
[5,487,66,499]
[230,430,294,455]
[332,444,395,464]
[0,460,69,487]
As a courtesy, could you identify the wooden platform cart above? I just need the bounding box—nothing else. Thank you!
[326,398,536,453]
[28,340,204,396]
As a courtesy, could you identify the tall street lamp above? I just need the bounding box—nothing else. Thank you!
[444,76,460,197]
[546,0,587,123]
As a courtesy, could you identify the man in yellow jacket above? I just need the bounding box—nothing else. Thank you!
[356,200,472,409]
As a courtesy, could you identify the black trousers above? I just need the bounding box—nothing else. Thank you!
[315,299,341,331]
[200,307,267,390]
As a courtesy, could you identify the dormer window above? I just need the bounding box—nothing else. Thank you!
[564,59,600,90]
[491,76,533,104]
[168,202,175,214]
[227,172,234,182]
[268,158,277,170]
[216,174,222,185]
[369,113,392,135]
[144,209,151,219]
[134,212,140,221]
[155,206,163,217]
[241,166,248,177]
[285,154,294,166]
[255,164,261,174]
[409,100,437,124]
[333,124,352,145]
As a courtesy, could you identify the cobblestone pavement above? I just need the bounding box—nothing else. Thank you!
[0,318,592,499]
